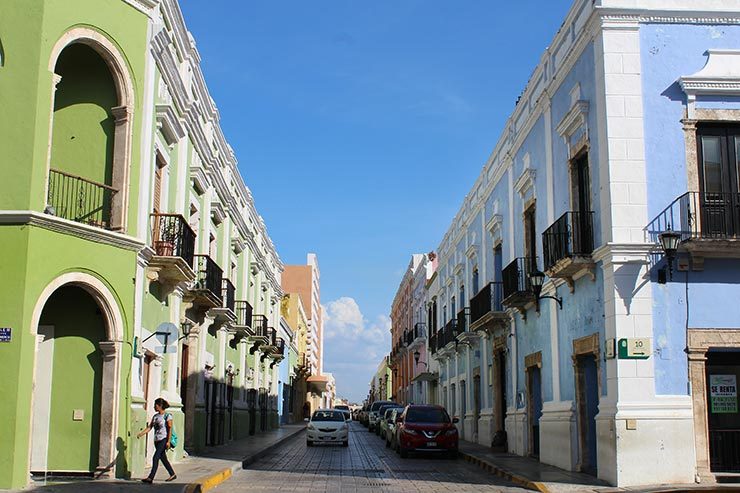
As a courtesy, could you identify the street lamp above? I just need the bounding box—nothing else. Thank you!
[529,270,563,312]
[659,225,681,281]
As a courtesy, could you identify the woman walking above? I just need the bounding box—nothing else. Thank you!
[137,397,177,484]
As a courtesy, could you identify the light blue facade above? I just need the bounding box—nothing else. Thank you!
[417,0,740,488]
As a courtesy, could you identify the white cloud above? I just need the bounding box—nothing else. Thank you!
[321,297,391,402]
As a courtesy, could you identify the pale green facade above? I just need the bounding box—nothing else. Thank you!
[0,0,288,489]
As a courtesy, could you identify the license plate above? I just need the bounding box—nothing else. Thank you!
[426,441,437,447]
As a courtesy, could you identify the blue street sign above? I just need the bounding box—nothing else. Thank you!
[0,328,11,342]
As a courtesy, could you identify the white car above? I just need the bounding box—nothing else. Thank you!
[306,409,349,447]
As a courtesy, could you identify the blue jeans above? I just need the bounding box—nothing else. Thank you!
[148,439,175,479]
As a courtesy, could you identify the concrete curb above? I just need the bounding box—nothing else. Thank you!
[183,427,305,493]
[460,451,549,493]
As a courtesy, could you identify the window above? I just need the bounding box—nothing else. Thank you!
[405,407,450,423]
[524,204,537,269]
[459,285,465,306]
[451,296,456,316]
[472,268,479,294]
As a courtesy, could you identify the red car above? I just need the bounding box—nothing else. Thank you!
[395,404,459,459]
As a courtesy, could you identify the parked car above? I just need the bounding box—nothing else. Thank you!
[306,409,349,447]
[395,405,458,458]
[360,404,370,426]
[368,400,399,433]
[377,404,404,436]
[380,406,405,444]
[334,404,351,421]
[385,408,403,449]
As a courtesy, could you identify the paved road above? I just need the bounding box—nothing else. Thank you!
[213,421,528,492]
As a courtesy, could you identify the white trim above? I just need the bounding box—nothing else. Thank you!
[680,50,740,119]
[0,211,145,250]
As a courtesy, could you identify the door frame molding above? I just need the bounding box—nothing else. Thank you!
[572,333,601,473]
[525,351,542,456]
[29,272,124,478]
[687,328,740,482]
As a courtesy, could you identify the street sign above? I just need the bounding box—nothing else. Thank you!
[0,328,11,342]
[618,338,651,359]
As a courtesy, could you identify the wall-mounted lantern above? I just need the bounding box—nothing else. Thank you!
[658,225,681,282]
[529,270,563,311]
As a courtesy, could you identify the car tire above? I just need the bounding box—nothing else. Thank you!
[399,447,408,458]
[342,440,349,447]
[307,440,313,447]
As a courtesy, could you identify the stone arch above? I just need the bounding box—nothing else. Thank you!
[29,272,124,478]
[45,27,134,232]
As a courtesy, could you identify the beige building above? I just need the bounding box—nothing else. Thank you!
[282,253,332,408]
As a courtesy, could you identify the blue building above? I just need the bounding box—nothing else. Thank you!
[423,0,740,486]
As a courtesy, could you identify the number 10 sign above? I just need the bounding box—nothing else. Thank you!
[618,338,651,359]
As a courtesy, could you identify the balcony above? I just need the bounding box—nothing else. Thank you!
[651,191,740,258]
[411,322,426,349]
[456,307,478,344]
[222,279,236,312]
[47,168,118,229]
[269,338,286,361]
[470,282,509,333]
[437,319,458,355]
[429,331,437,355]
[543,211,595,288]
[248,315,269,354]
[234,300,253,331]
[262,327,278,355]
[191,254,223,308]
[502,257,536,311]
[148,213,196,284]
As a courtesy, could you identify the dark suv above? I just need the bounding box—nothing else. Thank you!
[395,404,459,458]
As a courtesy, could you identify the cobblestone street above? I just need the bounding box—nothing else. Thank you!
[213,422,528,492]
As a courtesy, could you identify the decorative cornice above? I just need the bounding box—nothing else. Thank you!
[591,242,657,266]
[514,168,536,198]
[556,100,590,138]
[486,214,503,234]
[0,211,145,251]
[155,104,186,146]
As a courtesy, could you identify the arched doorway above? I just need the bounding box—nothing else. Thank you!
[30,275,123,478]
[45,30,134,232]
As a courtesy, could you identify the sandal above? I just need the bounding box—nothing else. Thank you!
[165,475,177,482]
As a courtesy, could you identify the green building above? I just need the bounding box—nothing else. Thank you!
[0,0,288,489]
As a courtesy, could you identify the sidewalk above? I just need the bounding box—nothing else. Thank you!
[459,441,740,493]
[14,424,305,493]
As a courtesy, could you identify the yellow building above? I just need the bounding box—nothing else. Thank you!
[281,293,318,418]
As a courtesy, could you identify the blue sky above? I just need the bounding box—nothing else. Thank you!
[180,1,572,402]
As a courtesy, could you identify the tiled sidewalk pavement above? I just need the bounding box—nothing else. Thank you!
[9,424,305,493]
[458,440,608,493]
[459,441,740,493]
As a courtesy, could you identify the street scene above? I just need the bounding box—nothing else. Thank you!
[2,0,740,492]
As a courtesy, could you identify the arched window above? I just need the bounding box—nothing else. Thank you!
[46,30,134,232]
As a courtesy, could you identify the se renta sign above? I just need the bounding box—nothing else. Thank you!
[0,328,11,342]
[710,374,738,414]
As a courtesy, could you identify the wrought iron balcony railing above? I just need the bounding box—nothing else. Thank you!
[151,213,196,267]
[234,300,253,327]
[470,282,504,324]
[251,315,268,338]
[502,257,536,300]
[221,279,235,312]
[413,322,426,340]
[650,191,740,243]
[266,327,277,346]
[543,211,594,271]
[456,307,470,334]
[273,338,285,357]
[194,254,223,303]
[429,331,437,355]
[47,168,118,229]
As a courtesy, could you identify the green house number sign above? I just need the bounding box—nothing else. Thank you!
[618,338,651,359]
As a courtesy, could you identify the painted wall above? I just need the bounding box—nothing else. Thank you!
[640,23,740,396]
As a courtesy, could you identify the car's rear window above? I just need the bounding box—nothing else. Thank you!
[371,401,395,412]
[335,405,349,411]
[405,407,450,423]
[384,407,403,419]
[312,411,345,422]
